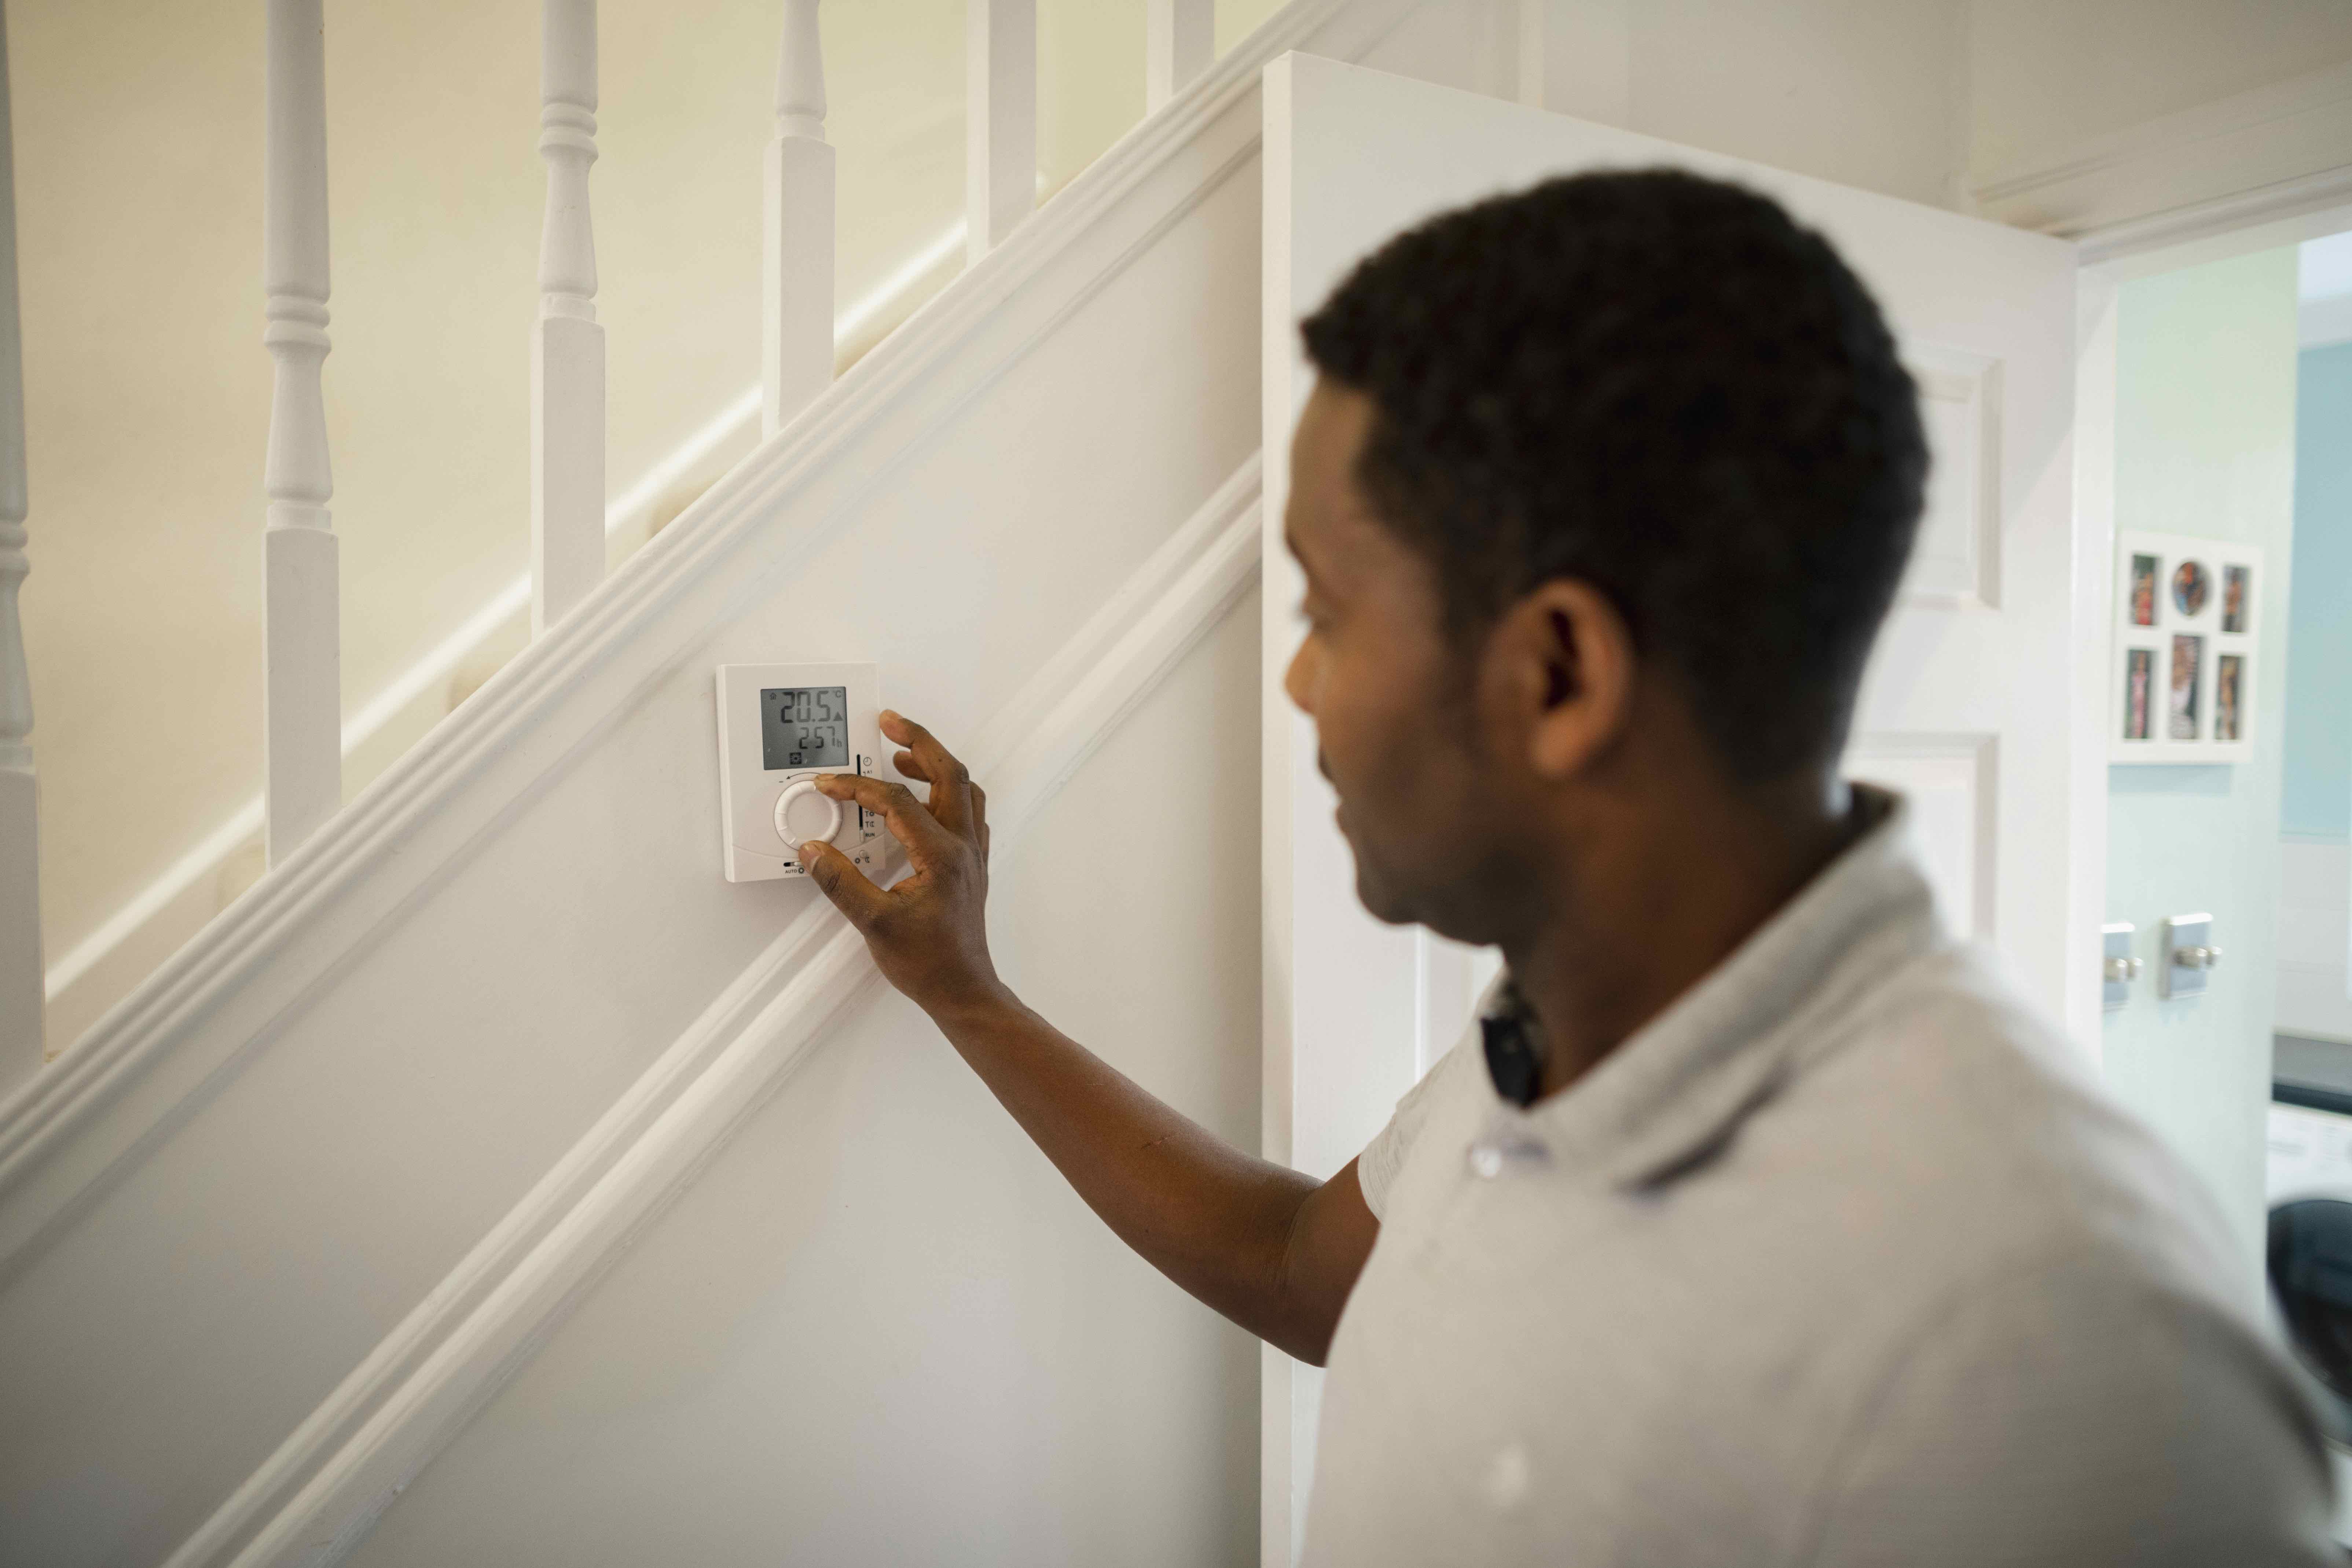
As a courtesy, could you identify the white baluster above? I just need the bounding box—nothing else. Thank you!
[763,0,833,438]
[262,0,339,866]
[0,0,40,1085]
[532,0,604,637]
[1145,0,1212,111]
[966,0,1034,262]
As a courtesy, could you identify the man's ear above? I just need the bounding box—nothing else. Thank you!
[1487,579,1636,782]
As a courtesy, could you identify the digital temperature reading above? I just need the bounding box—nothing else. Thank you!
[761,686,851,770]
[717,662,886,884]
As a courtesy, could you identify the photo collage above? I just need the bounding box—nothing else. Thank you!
[2111,530,2261,763]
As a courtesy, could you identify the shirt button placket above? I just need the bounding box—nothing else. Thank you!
[1465,1128,1551,1180]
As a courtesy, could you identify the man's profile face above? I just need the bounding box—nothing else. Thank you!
[1283,379,1494,934]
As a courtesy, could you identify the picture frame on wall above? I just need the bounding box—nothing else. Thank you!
[2110,529,2261,763]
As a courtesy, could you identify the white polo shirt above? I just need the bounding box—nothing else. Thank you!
[1304,790,2338,1566]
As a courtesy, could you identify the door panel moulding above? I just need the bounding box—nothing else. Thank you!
[0,0,1425,1277]
[1970,55,2352,251]
[164,456,1262,1568]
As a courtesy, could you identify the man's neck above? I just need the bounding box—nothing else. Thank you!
[1505,773,1863,1102]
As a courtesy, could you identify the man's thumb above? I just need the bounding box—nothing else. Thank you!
[799,839,886,927]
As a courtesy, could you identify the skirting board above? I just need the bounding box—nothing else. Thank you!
[165,457,1263,1568]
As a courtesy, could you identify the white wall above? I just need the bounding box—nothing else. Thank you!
[342,594,1265,1568]
[2100,245,2301,1274]
[1967,0,2352,182]
[1519,0,1966,206]
[1523,0,2352,234]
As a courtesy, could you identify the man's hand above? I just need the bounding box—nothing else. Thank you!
[799,712,1002,1018]
[799,712,1378,1365]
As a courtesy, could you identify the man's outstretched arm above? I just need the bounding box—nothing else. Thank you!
[797,712,1379,1366]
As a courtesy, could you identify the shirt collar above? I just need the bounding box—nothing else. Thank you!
[1475,785,1948,1189]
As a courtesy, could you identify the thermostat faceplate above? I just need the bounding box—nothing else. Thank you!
[715,662,891,883]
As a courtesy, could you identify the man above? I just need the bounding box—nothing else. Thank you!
[797,171,2338,1563]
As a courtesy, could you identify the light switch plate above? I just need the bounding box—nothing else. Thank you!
[2101,922,2138,1012]
[2159,912,2217,1000]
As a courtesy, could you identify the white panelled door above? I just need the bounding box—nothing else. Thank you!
[1260,52,2085,1568]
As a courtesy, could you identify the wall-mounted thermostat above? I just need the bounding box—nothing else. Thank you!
[714,662,892,883]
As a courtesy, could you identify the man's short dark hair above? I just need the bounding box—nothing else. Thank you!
[1300,169,1927,782]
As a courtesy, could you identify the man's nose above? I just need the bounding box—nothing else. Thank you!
[1283,639,1317,715]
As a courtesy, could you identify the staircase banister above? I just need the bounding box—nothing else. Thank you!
[0,0,1419,1282]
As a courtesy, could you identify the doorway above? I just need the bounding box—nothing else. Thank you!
[2089,217,2352,1543]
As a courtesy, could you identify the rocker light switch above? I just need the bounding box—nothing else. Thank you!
[2101,922,2141,1012]
[2158,913,2220,1000]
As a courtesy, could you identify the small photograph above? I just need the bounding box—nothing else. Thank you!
[2123,649,2153,740]
[2129,554,2159,627]
[2216,654,2244,742]
[2223,565,2251,634]
[2169,634,2202,740]
[2172,559,2210,619]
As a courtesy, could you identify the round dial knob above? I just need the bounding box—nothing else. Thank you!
[773,779,844,851]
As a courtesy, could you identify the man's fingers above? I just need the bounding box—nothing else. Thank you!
[799,839,890,928]
[812,772,957,864]
[881,712,975,838]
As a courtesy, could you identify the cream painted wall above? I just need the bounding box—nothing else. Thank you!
[15,0,932,988]
[1527,0,2352,213]
[15,0,1287,1036]
[1967,0,2352,180]
[1624,0,1968,209]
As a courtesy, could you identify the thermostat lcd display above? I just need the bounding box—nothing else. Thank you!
[761,686,851,770]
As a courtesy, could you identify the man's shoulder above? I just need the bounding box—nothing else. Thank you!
[1755,940,2256,1319]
